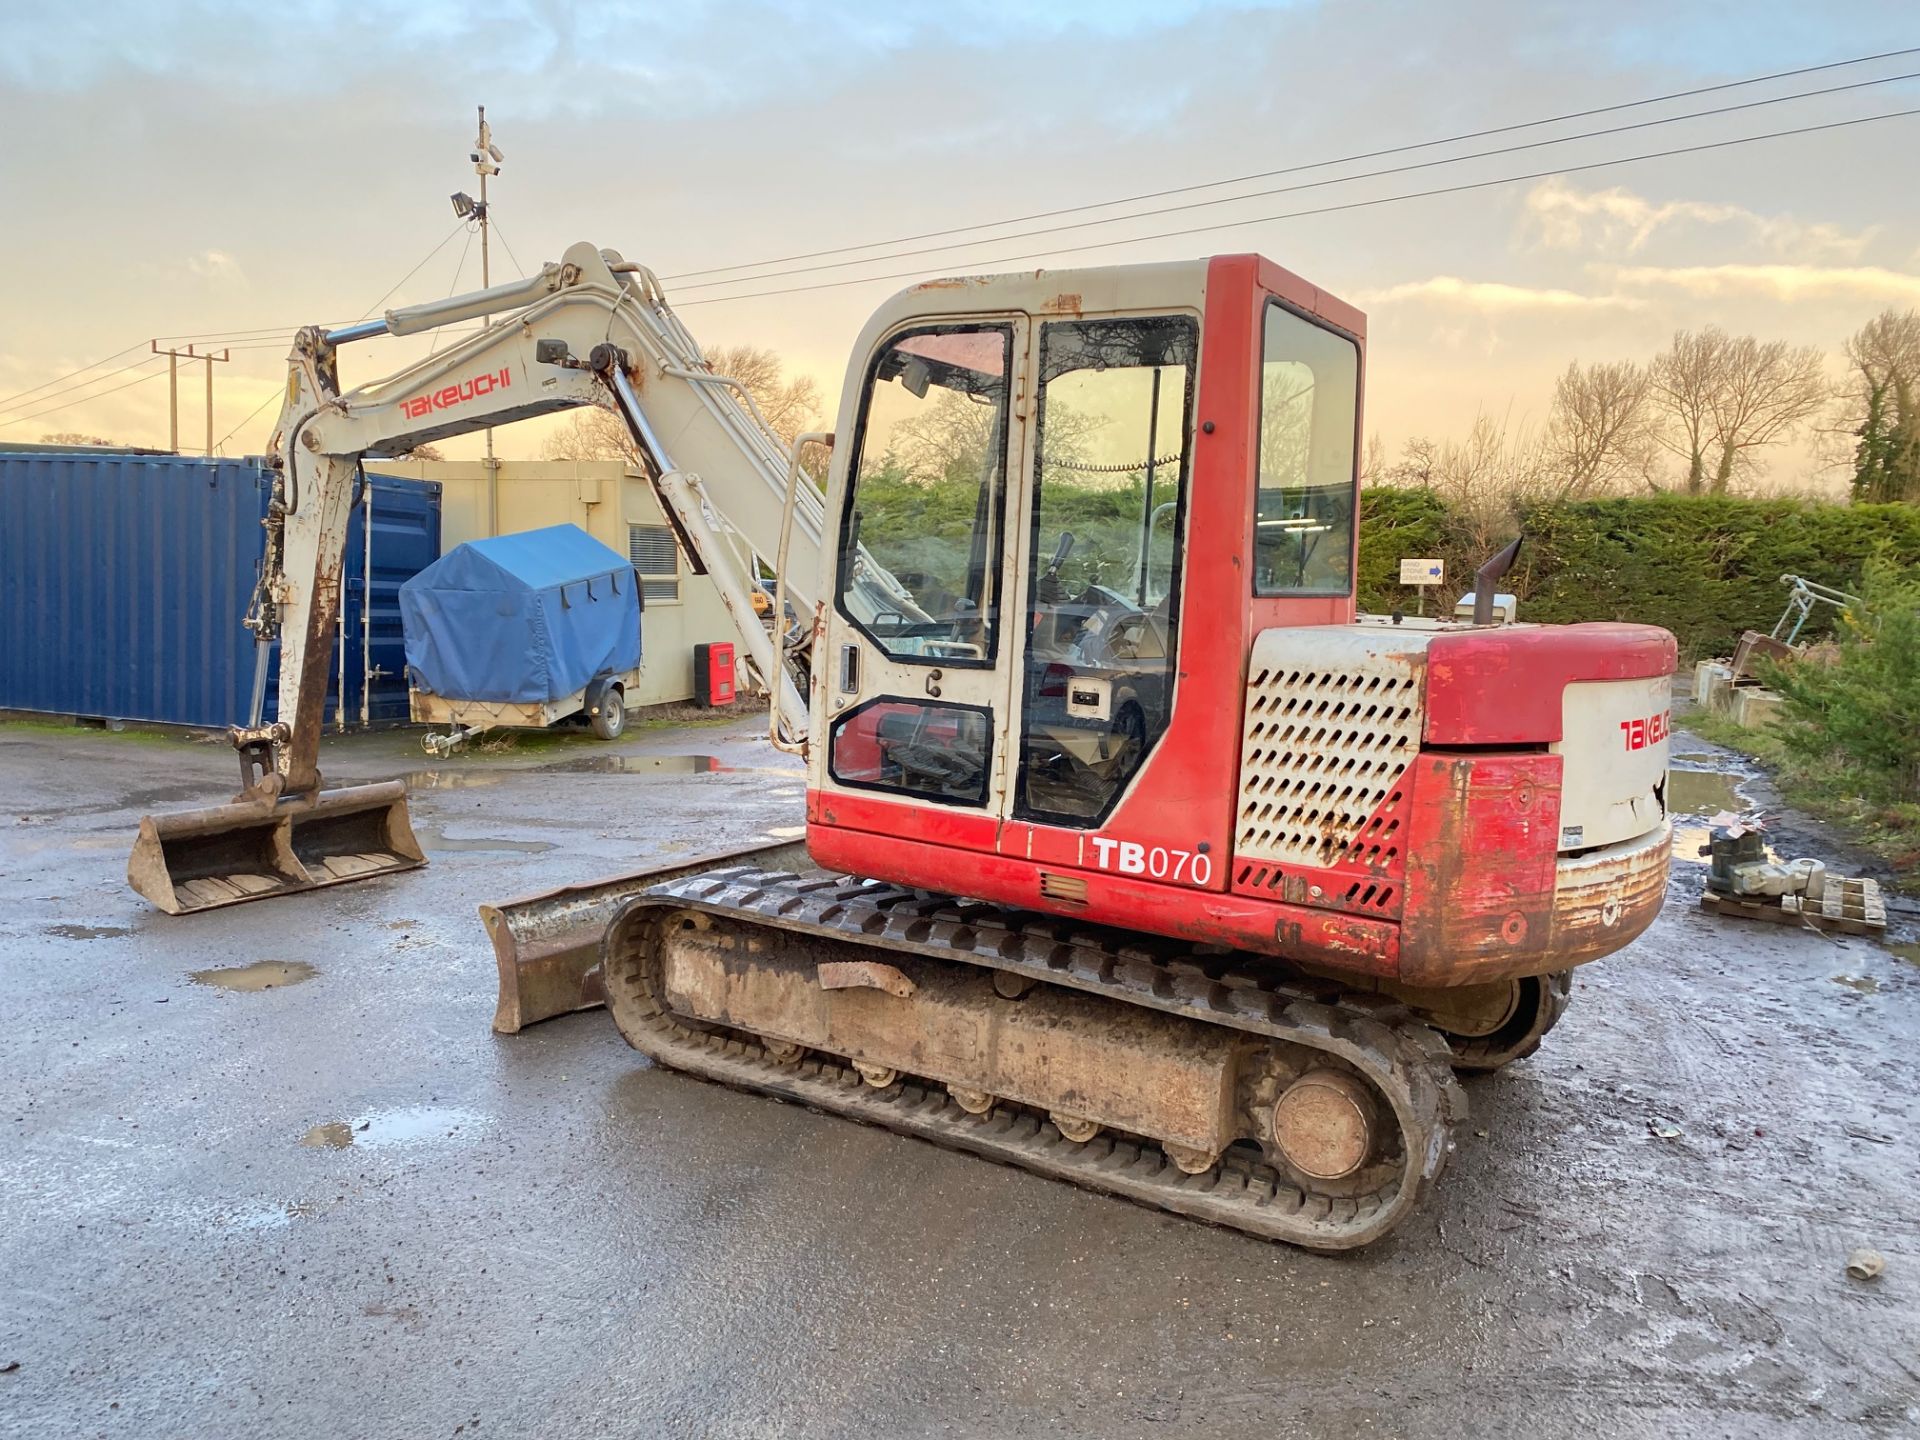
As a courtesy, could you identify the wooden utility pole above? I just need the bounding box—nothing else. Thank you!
[150,341,229,454]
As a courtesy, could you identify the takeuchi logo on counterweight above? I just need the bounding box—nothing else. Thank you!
[1619,710,1670,751]
[400,366,511,420]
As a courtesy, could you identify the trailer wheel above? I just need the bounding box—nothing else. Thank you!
[591,684,627,740]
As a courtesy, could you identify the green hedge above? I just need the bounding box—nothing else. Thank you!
[1357,490,1920,659]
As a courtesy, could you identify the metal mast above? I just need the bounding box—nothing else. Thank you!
[471,107,503,529]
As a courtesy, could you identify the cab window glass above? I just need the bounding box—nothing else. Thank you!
[1017,315,1196,826]
[1256,303,1359,595]
[837,325,1011,665]
[829,700,992,806]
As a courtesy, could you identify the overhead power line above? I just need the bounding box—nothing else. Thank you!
[0,343,145,414]
[12,53,1918,437]
[3,221,484,446]
[676,69,1920,296]
[662,44,1920,284]
[0,352,168,425]
[0,360,173,431]
[675,105,1920,309]
[151,323,334,341]
[212,387,284,454]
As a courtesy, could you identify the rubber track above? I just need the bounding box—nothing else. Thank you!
[601,867,1469,1251]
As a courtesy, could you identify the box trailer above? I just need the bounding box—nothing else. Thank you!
[399,523,642,753]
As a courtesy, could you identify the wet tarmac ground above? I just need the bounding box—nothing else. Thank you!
[3,716,1917,1438]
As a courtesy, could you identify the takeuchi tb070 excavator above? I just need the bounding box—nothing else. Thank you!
[128,243,1675,1248]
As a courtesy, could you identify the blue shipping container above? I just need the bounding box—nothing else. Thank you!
[0,453,440,730]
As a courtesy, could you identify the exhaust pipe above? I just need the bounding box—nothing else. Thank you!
[129,781,424,915]
[1472,536,1523,626]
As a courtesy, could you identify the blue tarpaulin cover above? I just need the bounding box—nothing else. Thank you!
[399,524,641,703]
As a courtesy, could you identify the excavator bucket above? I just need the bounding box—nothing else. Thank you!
[128,781,425,915]
[483,837,806,1033]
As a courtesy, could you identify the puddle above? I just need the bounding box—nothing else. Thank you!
[1668,768,1759,865]
[1670,752,1720,764]
[43,923,132,940]
[300,1105,486,1151]
[189,960,317,992]
[300,1121,354,1149]
[419,832,556,854]
[1832,974,1881,994]
[222,1199,323,1231]
[1883,940,1920,967]
[120,784,215,809]
[1668,768,1746,816]
[400,769,504,791]
[540,753,731,776]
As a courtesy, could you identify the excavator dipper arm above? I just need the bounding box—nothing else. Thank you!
[129,242,829,913]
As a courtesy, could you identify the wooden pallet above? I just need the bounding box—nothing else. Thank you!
[1700,877,1886,936]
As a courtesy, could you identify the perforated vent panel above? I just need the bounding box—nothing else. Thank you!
[1235,628,1432,871]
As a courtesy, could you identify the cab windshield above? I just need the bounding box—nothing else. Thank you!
[837,325,1012,664]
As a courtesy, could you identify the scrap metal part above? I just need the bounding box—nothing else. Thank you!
[600,866,1468,1251]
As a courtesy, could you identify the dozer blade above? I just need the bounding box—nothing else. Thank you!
[128,780,425,916]
[482,838,807,1034]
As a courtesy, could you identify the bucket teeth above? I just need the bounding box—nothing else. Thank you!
[128,781,424,915]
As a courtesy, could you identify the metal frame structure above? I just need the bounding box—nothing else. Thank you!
[1770,573,1860,645]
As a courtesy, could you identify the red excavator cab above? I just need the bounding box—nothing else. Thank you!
[804,254,1673,999]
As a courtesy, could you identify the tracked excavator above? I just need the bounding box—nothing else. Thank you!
[129,244,1675,1248]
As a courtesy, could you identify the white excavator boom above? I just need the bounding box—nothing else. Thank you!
[129,241,848,913]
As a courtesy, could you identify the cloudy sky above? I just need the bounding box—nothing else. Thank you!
[2,1,1916,482]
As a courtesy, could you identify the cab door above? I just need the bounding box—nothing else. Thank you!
[813,317,1029,828]
[1004,311,1200,834]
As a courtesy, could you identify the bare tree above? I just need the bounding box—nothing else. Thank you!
[540,344,823,461]
[1542,360,1657,499]
[1378,413,1547,557]
[1648,327,1827,493]
[1358,433,1388,487]
[1376,435,1437,491]
[1647,330,1722,493]
[701,344,823,449]
[540,407,634,462]
[1840,309,1920,502]
[890,389,1000,483]
[1844,309,1920,396]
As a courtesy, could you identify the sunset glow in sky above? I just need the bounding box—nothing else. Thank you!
[2,2,1916,484]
